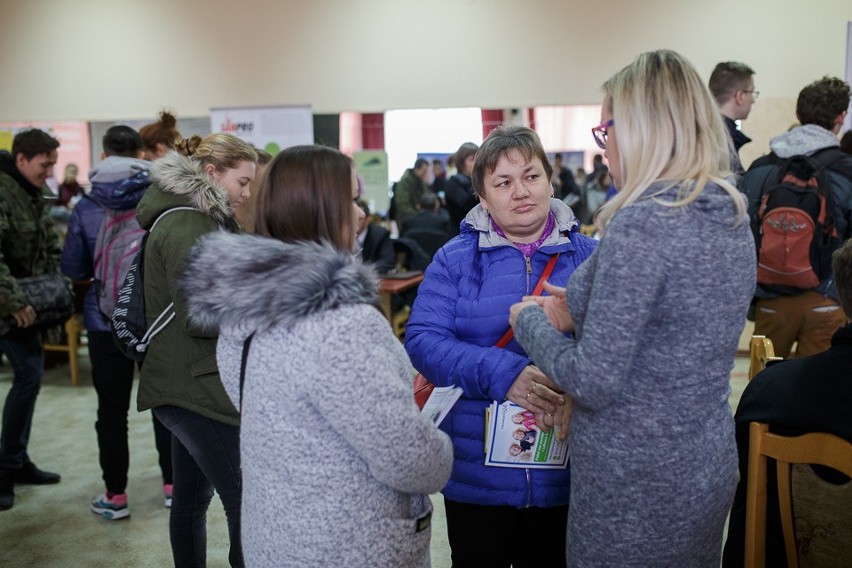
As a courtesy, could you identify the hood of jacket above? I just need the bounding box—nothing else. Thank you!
[769,124,840,159]
[181,232,379,337]
[462,198,579,249]
[137,151,233,229]
[88,156,151,210]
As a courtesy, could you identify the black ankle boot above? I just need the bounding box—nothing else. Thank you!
[14,461,61,485]
[0,469,14,510]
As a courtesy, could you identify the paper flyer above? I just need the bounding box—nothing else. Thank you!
[484,401,569,469]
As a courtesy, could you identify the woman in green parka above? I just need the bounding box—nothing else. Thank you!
[135,133,256,567]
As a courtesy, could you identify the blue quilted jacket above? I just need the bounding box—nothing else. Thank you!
[60,157,151,332]
[405,199,597,508]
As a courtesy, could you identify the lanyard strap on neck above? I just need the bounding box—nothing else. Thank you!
[495,253,560,348]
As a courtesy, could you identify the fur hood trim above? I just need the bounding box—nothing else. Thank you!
[181,232,379,336]
[150,151,232,224]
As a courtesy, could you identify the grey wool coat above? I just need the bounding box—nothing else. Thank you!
[182,233,453,568]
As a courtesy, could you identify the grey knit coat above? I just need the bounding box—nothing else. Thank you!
[182,233,453,567]
[514,182,756,567]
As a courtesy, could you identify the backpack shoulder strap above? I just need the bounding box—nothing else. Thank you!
[149,206,200,233]
[750,152,782,170]
[806,147,849,172]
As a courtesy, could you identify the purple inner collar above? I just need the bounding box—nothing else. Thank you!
[491,211,555,257]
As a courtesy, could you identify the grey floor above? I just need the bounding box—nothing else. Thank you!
[0,342,750,568]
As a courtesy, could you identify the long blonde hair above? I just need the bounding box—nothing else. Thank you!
[595,50,745,228]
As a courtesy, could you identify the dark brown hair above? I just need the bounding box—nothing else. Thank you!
[841,131,852,156]
[12,129,59,159]
[833,239,852,318]
[454,142,479,176]
[139,111,181,154]
[471,126,552,198]
[255,145,355,251]
[796,76,851,131]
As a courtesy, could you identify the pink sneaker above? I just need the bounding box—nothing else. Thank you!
[163,483,173,508]
[91,492,129,520]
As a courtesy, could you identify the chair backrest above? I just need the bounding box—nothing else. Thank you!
[579,223,598,237]
[392,237,432,272]
[744,422,852,568]
[749,335,784,380]
[403,228,451,260]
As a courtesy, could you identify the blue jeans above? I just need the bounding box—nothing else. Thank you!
[153,405,242,568]
[0,333,44,469]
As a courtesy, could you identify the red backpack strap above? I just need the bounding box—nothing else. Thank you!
[495,254,560,348]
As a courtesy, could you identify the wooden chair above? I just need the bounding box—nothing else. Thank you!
[579,224,597,237]
[43,313,86,386]
[749,335,783,380]
[744,422,852,567]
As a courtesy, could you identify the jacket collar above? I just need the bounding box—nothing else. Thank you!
[464,198,579,252]
[182,233,379,336]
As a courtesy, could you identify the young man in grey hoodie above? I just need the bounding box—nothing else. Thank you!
[742,76,852,358]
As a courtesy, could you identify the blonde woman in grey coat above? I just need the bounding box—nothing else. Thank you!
[183,145,453,568]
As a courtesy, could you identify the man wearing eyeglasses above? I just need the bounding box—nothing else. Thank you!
[709,61,758,178]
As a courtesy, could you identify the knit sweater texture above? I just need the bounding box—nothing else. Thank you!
[514,181,756,567]
[182,233,453,567]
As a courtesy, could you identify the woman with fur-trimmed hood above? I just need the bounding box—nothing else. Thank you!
[135,133,257,567]
[182,145,453,568]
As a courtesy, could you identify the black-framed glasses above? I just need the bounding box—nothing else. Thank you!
[742,89,760,100]
[592,119,614,150]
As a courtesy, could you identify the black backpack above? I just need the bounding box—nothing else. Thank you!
[110,207,198,361]
[752,148,847,292]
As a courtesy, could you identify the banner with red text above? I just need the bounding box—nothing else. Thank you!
[209,105,313,156]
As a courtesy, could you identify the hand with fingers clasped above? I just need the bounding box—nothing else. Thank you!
[509,280,574,333]
[11,305,36,328]
[506,365,573,440]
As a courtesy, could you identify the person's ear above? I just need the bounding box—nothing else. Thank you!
[833,111,847,134]
[14,153,26,169]
[204,163,218,178]
[100,152,106,161]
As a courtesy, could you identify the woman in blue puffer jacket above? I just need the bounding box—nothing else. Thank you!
[405,126,597,568]
[61,126,172,519]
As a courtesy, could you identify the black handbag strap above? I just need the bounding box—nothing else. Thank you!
[238,332,255,412]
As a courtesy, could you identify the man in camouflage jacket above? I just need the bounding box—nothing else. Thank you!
[0,129,63,511]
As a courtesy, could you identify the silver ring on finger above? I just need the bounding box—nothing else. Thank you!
[526,391,533,401]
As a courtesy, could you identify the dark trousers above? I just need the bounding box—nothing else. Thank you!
[444,498,568,568]
[0,333,44,468]
[88,331,172,494]
[153,405,243,568]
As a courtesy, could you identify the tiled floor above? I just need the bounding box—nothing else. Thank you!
[0,344,750,567]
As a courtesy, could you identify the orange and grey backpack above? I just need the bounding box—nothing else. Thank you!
[752,148,847,292]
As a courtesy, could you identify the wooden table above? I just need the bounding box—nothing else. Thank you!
[378,272,424,321]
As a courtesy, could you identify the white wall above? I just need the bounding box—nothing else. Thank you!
[1,0,850,122]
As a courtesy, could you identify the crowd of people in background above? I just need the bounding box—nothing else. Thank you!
[1,47,852,567]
